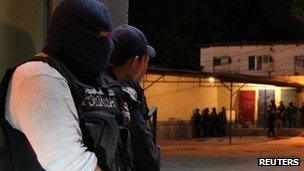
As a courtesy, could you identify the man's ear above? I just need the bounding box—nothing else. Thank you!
[128,56,139,68]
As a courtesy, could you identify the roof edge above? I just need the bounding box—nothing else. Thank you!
[200,41,304,48]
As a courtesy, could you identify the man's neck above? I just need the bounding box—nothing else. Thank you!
[112,65,129,81]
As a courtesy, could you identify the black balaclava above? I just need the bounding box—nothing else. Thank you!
[43,0,113,85]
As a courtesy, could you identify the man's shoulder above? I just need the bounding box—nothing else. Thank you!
[14,60,65,81]
[119,79,141,92]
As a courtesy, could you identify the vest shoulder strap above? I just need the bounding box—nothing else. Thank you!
[0,57,48,120]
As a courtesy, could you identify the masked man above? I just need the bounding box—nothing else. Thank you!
[1,0,130,170]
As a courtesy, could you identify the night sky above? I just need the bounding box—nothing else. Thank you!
[129,0,304,70]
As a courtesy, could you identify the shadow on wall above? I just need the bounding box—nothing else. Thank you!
[0,22,35,170]
[0,21,36,79]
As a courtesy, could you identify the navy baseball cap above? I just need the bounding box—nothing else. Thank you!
[110,25,156,59]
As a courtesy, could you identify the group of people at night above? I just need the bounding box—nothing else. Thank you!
[191,100,304,139]
[192,107,228,138]
[267,100,304,137]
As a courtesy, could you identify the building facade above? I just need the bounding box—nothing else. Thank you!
[142,42,304,139]
[200,42,304,76]
[198,42,304,128]
[143,73,301,138]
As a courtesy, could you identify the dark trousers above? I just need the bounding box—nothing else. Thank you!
[268,125,275,137]
[203,125,210,137]
[194,126,201,138]
[289,119,296,128]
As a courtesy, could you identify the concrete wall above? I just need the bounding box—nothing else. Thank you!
[200,44,304,76]
[157,123,303,139]
[0,0,129,79]
[0,0,47,79]
[157,121,192,139]
[143,74,219,121]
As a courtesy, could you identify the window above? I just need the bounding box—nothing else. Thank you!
[248,56,256,70]
[213,56,231,67]
[221,56,232,64]
[295,55,304,67]
[257,56,263,70]
[262,55,273,63]
[248,55,272,70]
[213,57,221,66]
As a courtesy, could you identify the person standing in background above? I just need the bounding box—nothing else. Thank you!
[192,108,202,138]
[267,103,276,138]
[201,108,210,137]
[287,102,297,128]
[299,103,304,128]
[277,101,286,127]
[218,107,227,137]
[210,107,217,137]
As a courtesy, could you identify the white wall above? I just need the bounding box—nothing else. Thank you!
[200,44,304,76]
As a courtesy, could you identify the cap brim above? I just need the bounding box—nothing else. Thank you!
[147,45,156,58]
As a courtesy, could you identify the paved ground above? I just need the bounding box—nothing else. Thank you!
[160,136,304,171]
[1,136,303,170]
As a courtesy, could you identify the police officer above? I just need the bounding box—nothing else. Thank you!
[210,107,218,137]
[277,101,286,127]
[1,0,128,170]
[299,103,304,128]
[192,108,202,138]
[287,102,297,128]
[105,25,161,171]
[218,107,227,137]
[266,100,277,137]
[201,108,210,137]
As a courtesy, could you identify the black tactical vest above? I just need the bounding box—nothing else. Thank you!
[105,67,161,171]
[0,56,132,171]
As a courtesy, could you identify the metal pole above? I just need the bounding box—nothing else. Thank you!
[153,108,158,143]
[150,108,157,144]
[229,82,233,145]
[264,88,267,128]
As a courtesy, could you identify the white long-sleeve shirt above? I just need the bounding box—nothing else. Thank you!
[5,61,98,171]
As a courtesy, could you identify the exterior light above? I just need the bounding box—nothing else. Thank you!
[208,77,215,83]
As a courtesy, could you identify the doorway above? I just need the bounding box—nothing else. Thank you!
[258,89,275,127]
[239,91,256,126]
